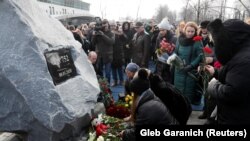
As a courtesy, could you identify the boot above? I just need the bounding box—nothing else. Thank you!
[111,81,117,87]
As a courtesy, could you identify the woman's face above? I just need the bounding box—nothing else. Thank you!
[124,24,129,30]
[185,26,196,38]
[159,28,167,36]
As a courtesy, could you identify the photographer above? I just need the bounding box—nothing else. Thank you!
[91,19,115,84]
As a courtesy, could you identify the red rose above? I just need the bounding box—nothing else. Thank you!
[214,61,222,69]
[203,46,212,54]
[193,36,203,41]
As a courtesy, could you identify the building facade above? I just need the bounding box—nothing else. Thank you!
[37,0,91,18]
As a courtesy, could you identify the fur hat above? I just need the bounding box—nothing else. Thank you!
[126,63,139,73]
[200,20,210,29]
[207,19,250,65]
[158,17,171,30]
[130,69,150,95]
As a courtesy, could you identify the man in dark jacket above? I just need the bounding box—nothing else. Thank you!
[206,19,250,124]
[91,19,115,83]
[131,22,151,68]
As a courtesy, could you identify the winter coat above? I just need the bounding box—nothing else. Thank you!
[155,32,177,83]
[91,30,115,64]
[122,22,134,62]
[207,19,250,124]
[112,33,127,68]
[149,73,192,125]
[208,45,250,124]
[174,34,203,105]
[131,31,151,68]
[122,89,178,141]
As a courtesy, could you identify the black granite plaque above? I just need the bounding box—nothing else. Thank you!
[44,48,77,85]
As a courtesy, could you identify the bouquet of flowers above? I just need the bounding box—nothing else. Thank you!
[97,78,114,108]
[156,38,175,63]
[193,36,213,95]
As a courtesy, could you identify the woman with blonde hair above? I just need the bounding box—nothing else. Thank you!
[174,21,203,105]
[175,21,186,37]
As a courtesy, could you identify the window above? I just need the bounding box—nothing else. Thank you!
[49,6,52,15]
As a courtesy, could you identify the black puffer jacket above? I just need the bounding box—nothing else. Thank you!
[122,89,178,141]
[207,19,250,124]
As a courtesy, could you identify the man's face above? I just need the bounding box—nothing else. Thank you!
[159,28,167,36]
[201,28,208,39]
[135,26,143,33]
[102,23,109,31]
[89,55,97,64]
[125,70,134,79]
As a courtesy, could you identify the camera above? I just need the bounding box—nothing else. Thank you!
[94,17,103,32]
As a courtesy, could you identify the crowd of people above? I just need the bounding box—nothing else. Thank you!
[66,17,250,140]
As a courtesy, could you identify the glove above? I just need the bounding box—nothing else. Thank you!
[182,65,194,73]
[207,78,219,99]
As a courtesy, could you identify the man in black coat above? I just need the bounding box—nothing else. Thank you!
[206,19,250,124]
[131,22,151,68]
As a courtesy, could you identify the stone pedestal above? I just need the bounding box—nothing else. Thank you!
[0,0,100,140]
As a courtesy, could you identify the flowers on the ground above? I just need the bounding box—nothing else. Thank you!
[88,114,126,141]
[124,93,133,108]
[106,104,130,119]
[98,78,114,108]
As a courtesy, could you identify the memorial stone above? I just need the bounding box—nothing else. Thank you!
[0,0,100,140]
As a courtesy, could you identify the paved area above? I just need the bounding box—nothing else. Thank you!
[187,111,207,125]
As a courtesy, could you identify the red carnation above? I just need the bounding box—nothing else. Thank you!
[214,61,222,69]
[203,46,212,54]
[193,36,203,41]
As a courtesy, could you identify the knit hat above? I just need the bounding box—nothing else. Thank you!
[158,17,171,30]
[130,69,150,95]
[126,63,139,73]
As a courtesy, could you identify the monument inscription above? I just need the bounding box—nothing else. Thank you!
[44,48,77,85]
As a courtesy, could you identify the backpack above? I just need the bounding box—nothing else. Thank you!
[149,73,192,125]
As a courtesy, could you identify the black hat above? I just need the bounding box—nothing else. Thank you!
[135,22,143,27]
[200,20,210,29]
[130,69,150,95]
[207,18,250,65]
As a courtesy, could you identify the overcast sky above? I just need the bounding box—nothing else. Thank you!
[85,0,235,21]
[86,0,186,20]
